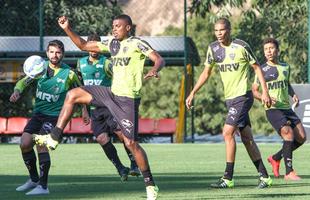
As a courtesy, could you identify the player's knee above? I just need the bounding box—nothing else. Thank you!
[124,139,137,151]
[281,126,293,140]
[20,141,33,152]
[96,133,110,145]
[66,89,79,103]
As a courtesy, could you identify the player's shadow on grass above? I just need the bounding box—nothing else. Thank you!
[1,173,310,199]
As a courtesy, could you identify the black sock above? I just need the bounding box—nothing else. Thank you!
[283,141,293,175]
[123,143,138,168]
[101,141,124,171]
[38,152,51,189]
[253,159,269,178]
[141,169,155,186]
[272,149,283,161]
[292,140,303,151]
[223,162,234,180]
[51,127,63,141]
[22,149,39,182]
[272,139,303,161]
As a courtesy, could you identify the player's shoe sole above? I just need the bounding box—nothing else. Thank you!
[33,134,59,150]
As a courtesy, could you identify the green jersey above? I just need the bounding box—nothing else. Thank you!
[14,61,81,116]
[205,39,257,99]
[97,36,154,98]
[77,55,112,87]
[254,62,291,110]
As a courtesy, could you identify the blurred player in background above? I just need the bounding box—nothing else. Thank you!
[252,37,306,180]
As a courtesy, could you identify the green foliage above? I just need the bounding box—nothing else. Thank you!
[44,0,122,36]
[0,0,122,36]
[237,0,308,83]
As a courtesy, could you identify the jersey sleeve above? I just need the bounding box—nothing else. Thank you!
[136,39,154,57]
[243,43,258,65]
[14,75,36,93]
[68,70,82,88]
[204,46,215,67]
[104,58,113,79]
[96,37,112,53]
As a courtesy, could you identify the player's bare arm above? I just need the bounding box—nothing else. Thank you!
[252,63,272,107]
[186,65,212,109]
[58,16,101,53]
[144,51,165,79]
[288,83,299,106]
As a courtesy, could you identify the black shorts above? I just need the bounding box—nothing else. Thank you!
[24,112,58,135]
[266,108,301,134]
[90,106,118,137]
[81,86,140,140]
[225,91,253,128]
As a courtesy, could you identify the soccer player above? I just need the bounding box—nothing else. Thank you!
[10,40,84,195]
[35,14,164,200]
[252,38,306,180]
[76,33,140,179]
[186,18,273,188]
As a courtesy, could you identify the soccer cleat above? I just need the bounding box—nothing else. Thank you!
[146,185,159,200]
[118,167,130,182]
[284,171,301,181]
[26,185,49,195]
[267,155,280,178]
[129,166,141,177]
[210,177,234,188]
[16,179,38,192]
[33,134,59,150]
[257,176,272,188]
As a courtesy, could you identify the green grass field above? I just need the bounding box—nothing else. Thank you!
[0,143,309,200]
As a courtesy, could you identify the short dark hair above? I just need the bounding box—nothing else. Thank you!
[47,40,65,53]
[114,14,132,26]
[87,33,101,42]
[215,18,231,30]
[263,38,279,50]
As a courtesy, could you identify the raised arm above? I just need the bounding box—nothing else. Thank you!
[144,51,165,79]
[58,16,101,53]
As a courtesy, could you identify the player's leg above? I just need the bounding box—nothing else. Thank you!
[278,125,301,180]
[34,87,93,149]
[240,126,272,188]
[25,145,50,195]
[108,96,158,199]
[210,124,236,188]
[16,115,42,192]
[26,116,58,195]
[122,140,140,176]
[16,132,39,192]
[96,133,130,181]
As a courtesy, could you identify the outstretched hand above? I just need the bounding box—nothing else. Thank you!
[58,16,69,30]
[9,90,20,103]
[144,69,159,79]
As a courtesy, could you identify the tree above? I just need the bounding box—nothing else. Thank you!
[0,0,122,36]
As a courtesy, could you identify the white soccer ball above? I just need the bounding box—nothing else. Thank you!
[23,55,46,79]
